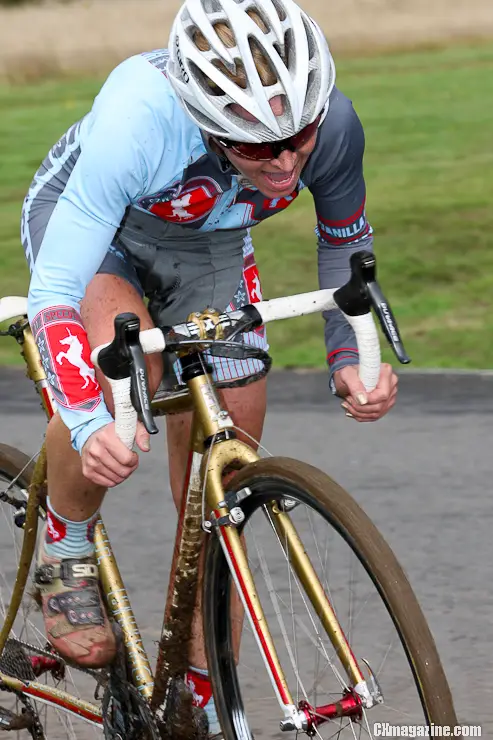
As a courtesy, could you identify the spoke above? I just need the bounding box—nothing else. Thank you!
[347,550,356,648]
[264,507,348,694]
[0,453,40,497]
[306,508,338,621]
[376,635,397,678]
[0,473,103,738]
[362,709,374,737]
[248,519,309,702]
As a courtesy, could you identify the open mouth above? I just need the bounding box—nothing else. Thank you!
[262,170,297,190]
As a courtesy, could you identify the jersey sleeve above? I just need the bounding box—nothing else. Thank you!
[27,66,165,453]
[305,90,375,391]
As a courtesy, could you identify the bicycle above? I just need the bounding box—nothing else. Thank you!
[0,250,459,739]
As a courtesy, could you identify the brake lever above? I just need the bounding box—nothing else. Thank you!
[334,251,411,365]
[98,313,158,435]
[128,338,159,436]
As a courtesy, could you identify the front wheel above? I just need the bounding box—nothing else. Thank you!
[203,457,458,739]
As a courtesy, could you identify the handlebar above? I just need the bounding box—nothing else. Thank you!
[91,250,410,449]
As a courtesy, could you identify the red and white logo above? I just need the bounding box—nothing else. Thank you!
[150,177,222,224]
[51,324,100,407]
[32,306,101,412]
[184,670,213,708]
[263,192,299,211]
[46,511,66,543]
[244,262,263,304]
[86,516,97,544]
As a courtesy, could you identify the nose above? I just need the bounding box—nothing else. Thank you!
[270,148,298,171]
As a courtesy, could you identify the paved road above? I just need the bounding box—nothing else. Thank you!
[0,368,490,734]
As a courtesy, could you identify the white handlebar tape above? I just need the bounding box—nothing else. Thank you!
[344,312,381,392]
[109,376,138,450]
[90,328,166,369]
[93,289,382,446]
[140,328,167,354]
[254,290,337,323]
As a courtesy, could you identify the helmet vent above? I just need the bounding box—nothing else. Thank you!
[246,8,270,33]
[248,37,279,86]
[270,0,287,22]
[302,15,317,60]
[189,60,225,96]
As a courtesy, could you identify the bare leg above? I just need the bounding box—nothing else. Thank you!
[39,275,164,667]
[166,377,267,669]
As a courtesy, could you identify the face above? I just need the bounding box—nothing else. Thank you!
[216,97,319,199]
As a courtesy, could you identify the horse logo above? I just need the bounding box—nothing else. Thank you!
[250,274,262,302]
[56,329,97,390]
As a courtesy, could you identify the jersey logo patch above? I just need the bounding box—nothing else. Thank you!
[149,177,222,224]
[31,306,101,412]
[242,254,264,337]
[244,261,263,304]
[263,192,299,211]
[317,199,373,245]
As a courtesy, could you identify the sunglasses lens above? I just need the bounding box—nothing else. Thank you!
[290,118,320,148]
[218,115,322,161]
[230,143,274,160]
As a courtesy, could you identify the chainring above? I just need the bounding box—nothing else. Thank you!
[102,680,161,740]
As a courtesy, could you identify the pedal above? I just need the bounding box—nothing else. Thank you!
[0,704,35,732]
[102,623,160,740]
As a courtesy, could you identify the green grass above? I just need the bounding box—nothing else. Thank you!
[1,42,493,370]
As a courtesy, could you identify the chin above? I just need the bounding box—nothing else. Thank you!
[258,184,294,199]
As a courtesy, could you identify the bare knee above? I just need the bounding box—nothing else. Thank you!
[80,274,163,414]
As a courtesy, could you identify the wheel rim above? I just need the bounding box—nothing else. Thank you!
[0,467,104,739]
[207,478,436,739]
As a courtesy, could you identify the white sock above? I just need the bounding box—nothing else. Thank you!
[44,496,98,559]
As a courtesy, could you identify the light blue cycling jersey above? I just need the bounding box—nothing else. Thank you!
[23,50,374,453]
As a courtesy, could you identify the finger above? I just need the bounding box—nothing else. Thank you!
[88,446,138,479]
[364,387,393,405]
[342,399,391,421]
[135,424,151,453]
[105,434,139,467]
[339,371,370,406]
[342,399,387,416]
[81,465,124,488]
[355,389,398,421]
[347,408,385,422]
[346,374,398,409]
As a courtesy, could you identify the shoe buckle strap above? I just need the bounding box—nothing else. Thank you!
[34,561,99,586]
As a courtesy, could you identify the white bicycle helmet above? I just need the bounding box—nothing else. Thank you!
[167,0,336,143]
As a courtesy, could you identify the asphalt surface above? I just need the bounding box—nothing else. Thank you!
[0,367,490,734]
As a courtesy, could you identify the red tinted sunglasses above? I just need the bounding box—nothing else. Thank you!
[214,115,322,161]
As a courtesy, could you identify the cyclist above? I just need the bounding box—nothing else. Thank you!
[21,0,398,734]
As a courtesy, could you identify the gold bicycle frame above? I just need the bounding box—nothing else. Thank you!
[0,314,368,726]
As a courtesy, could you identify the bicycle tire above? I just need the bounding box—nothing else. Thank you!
[0,443,105,739]
[203,457,458,738]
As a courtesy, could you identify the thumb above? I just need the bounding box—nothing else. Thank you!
[135,422,151,453]
[342,367,368,406]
